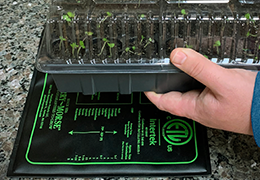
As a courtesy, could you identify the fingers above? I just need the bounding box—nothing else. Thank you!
[144,90,201,119]
[170,48,227,93]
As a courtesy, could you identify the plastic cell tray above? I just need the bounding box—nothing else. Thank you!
[36,0,260,94]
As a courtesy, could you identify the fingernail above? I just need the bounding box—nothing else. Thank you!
[172,51,187,65]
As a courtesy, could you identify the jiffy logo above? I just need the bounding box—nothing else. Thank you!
[162,118,193,146]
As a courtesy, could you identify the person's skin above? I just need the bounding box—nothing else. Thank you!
[145,48,258,135]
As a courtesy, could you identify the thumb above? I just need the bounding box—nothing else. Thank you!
[170,48,227,91]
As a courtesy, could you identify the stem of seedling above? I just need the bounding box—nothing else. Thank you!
[140,35,145,45]
[99,12,112,27]
[247,31,258,37]
[213,40,221,55]
[107,43,115,57]
[144,38,154,48]
[98,38,109,56]
[77,41,85,56]
[125,46,136,54]
[70,42,79,58]
[59,36,66,50]
[82,31,93,41]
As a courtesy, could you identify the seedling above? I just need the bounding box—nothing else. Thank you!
[70,42,79,58]
[259,45,260,50]
[59,36,66,50]
[99,12,112,27]
[185,44,193,48]
[77,41,85,56]
[125,46,136,54]
[245,13,256,27]
[107,42,115,57]
[213,40,221,55]
[144,38,154,48]
[63,11,75,26]
[181,9,187,16]
[140,35,145,44]
[246,31,257,37]
[203,55,208,59]
[98,38,109,56]
[140,14,145,18]
[82,31,93,41]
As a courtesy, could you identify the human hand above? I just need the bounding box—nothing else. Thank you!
[145,48,257,135]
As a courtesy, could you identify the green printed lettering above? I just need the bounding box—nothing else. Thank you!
[149,119,157,146]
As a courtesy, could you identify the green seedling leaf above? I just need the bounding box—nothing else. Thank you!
[258,45,260,50]
[59,36,66,50]
[140,14,145,18]
[59,36,66,41]
[107,12,112,17]
[67,11,75,18]
[125,47,130,52]
[70,42,79,49]
[63,15,71,22]
[108,43,115,48]
[214,40,221,47]
[245,13,251,20]
[79,41,85,49]
[103,38,109,42]
[132,46,136,50]
[181,9,187,15]
[149,38,153,42]
[85,31,93,36]
[255,57,258,60]
[203,55,208,59]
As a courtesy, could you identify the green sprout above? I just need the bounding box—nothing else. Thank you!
[99,12,112,27]
[140,14,145,18]
[140,35,145,44]
[77,40,85,56]
[245,13,251,20]
[185,44,193,48]
[246,31,257,37]
[81,31,93,42]
[70,42,79,58]
[203,55,208,59]
[59,36,66,50]
[258,45,260,50]
[255,56,258,60]
[63,11,75,22]
[85,31,93,36]
[63,11,75,26]
[144,37,154,48]
[125,46,136,54]
[107,42,115,57]
[213,40,221,55]
[181,9,187,15]
[98,38,109,56]
[245,13,256,26]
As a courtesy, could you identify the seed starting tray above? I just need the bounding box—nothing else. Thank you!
[8,69,211,177]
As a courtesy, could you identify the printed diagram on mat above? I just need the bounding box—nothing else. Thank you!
[25,75,198,165]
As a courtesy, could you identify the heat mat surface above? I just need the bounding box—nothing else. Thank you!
[8,70,211,177]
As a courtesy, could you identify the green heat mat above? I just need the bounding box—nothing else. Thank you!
[7,69,211,177]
